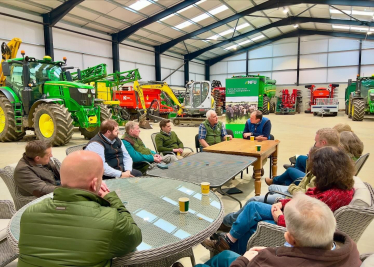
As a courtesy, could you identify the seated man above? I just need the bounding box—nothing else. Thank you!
[14,140,60,197]
[85,119,142,179]
[18,151,142,267]
[155,119,195,159]
[266,128,339,186]
[242,110,271,141]
[199,110,232,148]
[173,193,361,267]
[123,121,178,173]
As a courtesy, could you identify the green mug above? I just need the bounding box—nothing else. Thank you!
[256,145,261,152]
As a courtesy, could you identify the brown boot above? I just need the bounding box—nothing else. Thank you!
[172,263,184,267]
[217,223,232,232]
[265,177,273,186]
[201,235,230,252]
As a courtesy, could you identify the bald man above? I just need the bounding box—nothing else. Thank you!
[17,151,142,267]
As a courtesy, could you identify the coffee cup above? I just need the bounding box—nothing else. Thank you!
[201,182,210,195]
[250,136,255,141]
[179,197,189,213]
[256,145,261,151]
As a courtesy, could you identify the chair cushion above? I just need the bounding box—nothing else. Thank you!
[361,254,374,267]
[0,219,10,241]
[351,176,372,208]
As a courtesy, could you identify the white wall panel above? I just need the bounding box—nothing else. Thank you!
[300,54,328,68]
[327,67,357,82]
[120,46,154,66]
[273,42,298,57]
[161,68,171,84]
[120,61,136,72]
[55,49,83,70]
[249,45,273,59]
[0,15,43,44]
[329,38,359,52]
[190,62,204,74]
[189,73,196,82]
[161,55,184,70]
[228,60,246,73]
[362,41,374,49]
[272,71,297,85]
[211,75,229,86]
[361,65,374,77]
[83,55,113,73]
[249,72,272,78]
[328,51,359,67]
[136,64,155,81]
[225,53,246,61]
[272,56,297,71]
[300,39,328,54]
[196,74,205,82]
[16,43,44,60]
[170,71,184,85]
[362,50,374,65]
[248,58,272,72]
[211,62,227,74]
[299,69,327,84]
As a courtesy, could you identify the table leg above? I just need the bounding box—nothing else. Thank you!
[253,158,263,196]
[217,187,243,208]
[271,146,278,178]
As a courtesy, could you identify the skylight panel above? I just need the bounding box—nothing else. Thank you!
[210,5,228,16]
[160,0,207,21]
[251,35,265,41]
[238,40,251,46]
[206,23,250,39]
[332,25,350,30]
[192,13,210,23]
[236,23,250,31]
[129,0,157,11]
[226,44,238,50]
[330,9,374,16]
[176,21,193,29]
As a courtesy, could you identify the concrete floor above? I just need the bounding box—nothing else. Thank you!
[1,112,374,266]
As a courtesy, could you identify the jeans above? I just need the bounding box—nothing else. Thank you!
[295,155,308,173]
[272,168,305,186]
[223,184,289,227]
[229,202,276,255]
[195,250,240,267]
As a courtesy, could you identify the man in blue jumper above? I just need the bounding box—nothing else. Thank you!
[242,110,271,141]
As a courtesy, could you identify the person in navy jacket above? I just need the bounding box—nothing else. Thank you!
[243,110,271,141]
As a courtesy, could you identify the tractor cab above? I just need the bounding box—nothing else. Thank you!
[183,81,213,115]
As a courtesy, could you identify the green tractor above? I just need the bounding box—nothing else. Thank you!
[345,76,374,121]
[0,53,111,146]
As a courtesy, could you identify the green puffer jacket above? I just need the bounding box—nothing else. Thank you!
[155,131,183,153]
[18,187,142,267]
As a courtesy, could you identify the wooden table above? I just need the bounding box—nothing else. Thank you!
[203,139,280,196]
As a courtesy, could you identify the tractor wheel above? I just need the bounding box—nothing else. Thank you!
[79,105,111,140]
[262,96,270,115]
[269,99,276,113]
[33,103,74,146]
[0,94,25,142]
[352,99,365,121]
[348,99,352,118]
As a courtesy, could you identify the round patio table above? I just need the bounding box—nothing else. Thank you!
[7,177,224,267]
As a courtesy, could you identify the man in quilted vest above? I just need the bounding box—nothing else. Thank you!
[199,110,232,148]
[122,121,178,173]
[14,140,60,197]
[18,150,142,267]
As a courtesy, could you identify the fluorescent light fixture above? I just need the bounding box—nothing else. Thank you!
[330,9,374,16]
[251,35,265,41]
[226,44,238,50]
[207,35,220,40]
[236,23,250,31]
[210,5,228,15]
[129,0,157,11]
[332,25,350,30]
[160,14,174,21]
[238,40,251,46]
[196,0,206,4]
[160,0,207,21]
[351,27,369,31]
[176,4,228,29]
[293,24,299,28]
[206,23,250,40]
[283,8,288,13]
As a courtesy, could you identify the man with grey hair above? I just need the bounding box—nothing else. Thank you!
[199,110,232,148]
[173,194,361,267]
[122,121,178,173]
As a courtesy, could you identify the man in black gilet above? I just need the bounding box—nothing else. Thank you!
[85,119,142,179]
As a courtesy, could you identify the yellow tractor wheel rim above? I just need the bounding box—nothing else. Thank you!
[352,105,354,116]
[39,114,54,138]
[268,102,270,110]
[0,107,5,133]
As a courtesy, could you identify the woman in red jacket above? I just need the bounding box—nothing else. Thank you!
[202,146,355,255]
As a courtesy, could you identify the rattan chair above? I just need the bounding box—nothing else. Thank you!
[65,144,86,155]
[0,200,17,267]
[0,158,61,210]
[355,153,370,176]
[247,182,374,249]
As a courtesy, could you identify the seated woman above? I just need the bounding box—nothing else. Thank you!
[202,146,355,255]
[340,131,363,161]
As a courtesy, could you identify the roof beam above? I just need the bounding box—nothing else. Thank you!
[186,16,374,60]
[207,29,374,66]
[159,0,374,54]
[42,0,84,26]
[114,0,201,43]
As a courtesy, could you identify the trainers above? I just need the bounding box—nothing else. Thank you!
[201,235,230,253]
[217,223,232,232]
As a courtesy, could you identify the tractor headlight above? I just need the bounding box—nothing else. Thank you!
[91,89,96,94]
[78,88,89,93]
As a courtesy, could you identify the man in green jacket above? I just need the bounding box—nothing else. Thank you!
[18,151,142,267]
[122,121,178,173]
[155,119,195,159]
